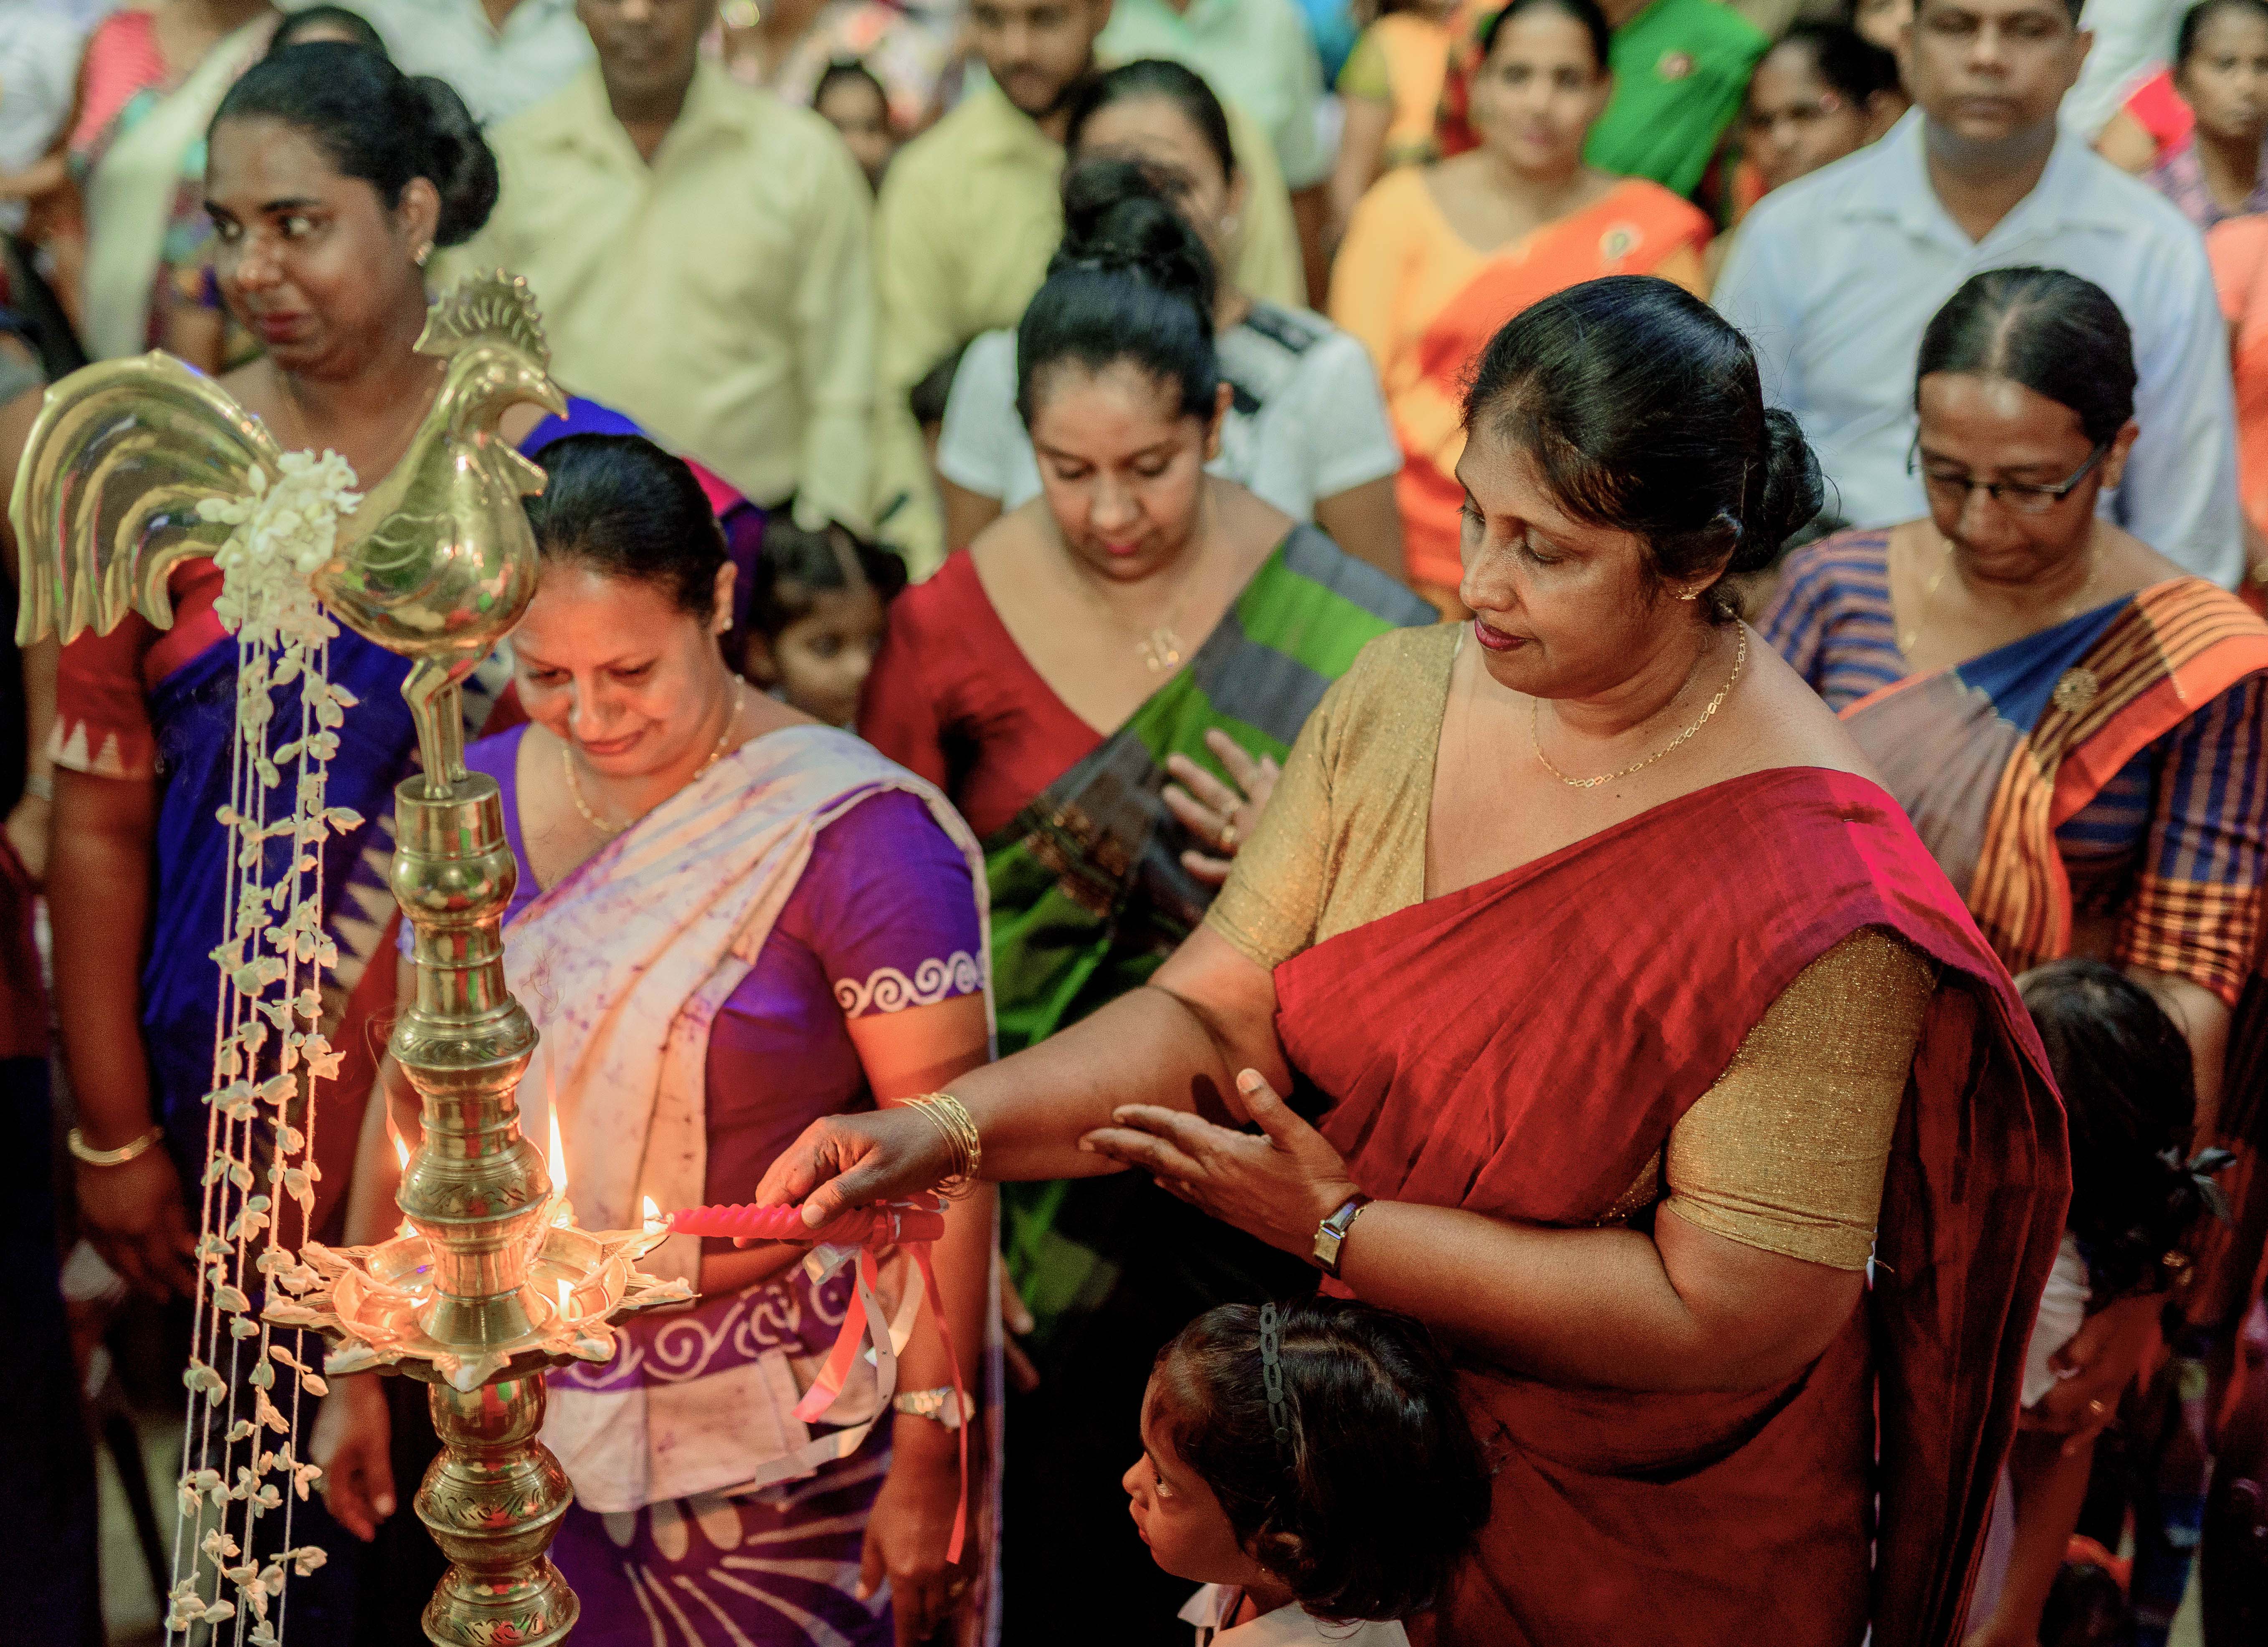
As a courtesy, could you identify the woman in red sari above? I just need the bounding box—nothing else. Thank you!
[768,278,2068,1644]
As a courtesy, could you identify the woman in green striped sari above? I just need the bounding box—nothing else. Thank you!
[860,157,1432,1637]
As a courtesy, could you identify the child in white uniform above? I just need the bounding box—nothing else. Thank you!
[1124,1297,1490,1646]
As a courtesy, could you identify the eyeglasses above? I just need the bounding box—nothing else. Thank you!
[1907,437,2110,516]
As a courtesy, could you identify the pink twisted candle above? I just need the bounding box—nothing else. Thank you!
[665,1198,945,1245]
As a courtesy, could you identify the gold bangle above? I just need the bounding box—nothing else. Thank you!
[68,1125,165,1167]
[905,1092,981,1200]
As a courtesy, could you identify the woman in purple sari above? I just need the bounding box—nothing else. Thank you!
[318,436,999,1647]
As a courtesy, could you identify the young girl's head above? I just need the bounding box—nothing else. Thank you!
[740,517,905,727]
[1126,1298,1490,1622]
[2018,958,2211,1296]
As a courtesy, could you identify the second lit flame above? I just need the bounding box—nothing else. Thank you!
[385,1109,414,1238]
[546,1102,568,1201]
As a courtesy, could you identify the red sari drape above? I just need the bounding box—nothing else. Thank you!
[1273,768,2069,1647]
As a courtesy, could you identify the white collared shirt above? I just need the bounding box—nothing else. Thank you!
[335,0,593,125]
[1177,1586,1410,1647]
[1715,109,2243,588]
[463,62,876,526]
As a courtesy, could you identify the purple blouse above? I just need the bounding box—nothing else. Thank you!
[467,723,983,1215]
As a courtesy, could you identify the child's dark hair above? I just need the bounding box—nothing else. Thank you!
[1016,157,1218,427]
[749,516,906,640]
[1153,1298,1489,1622]
[2018,959,2212,1298]
[522,435,727,617]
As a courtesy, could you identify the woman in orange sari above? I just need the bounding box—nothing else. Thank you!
[1329,0,1711,612]
[2209,209,2268,596]
[756,279,2067,1646]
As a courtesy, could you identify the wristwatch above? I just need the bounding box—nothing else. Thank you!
[1311,1195,1372,1279]
[892,1386,969,1430]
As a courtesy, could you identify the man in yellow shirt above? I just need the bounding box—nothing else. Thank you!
[871,0,1305,570]
[466,0,876,530]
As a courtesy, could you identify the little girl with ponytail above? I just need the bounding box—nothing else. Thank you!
[1126,1298,1490,1644]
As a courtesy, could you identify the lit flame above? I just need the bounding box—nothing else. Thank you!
[385,1109,414,1238]
[643,1195,663,1231]
[546,1101,569,1206]
[555,1277,574,1323]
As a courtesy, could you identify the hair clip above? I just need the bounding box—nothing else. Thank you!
[1258,1302,1294,1465]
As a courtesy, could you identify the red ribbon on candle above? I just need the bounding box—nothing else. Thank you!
[666,1198,970,1564]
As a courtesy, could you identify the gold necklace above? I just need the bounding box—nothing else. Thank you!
[562,682,744,836]
[1531,626,1748,791]
[1898,532,1955,655]
[1061,537,1202,673]
[1900,528,2103,654]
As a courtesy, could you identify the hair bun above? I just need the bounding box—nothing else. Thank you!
[403,74,499,246]
[1056,157,1217,320]
[1736,408,1824,573]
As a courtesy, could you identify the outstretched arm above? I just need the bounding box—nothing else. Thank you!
[756,926,1286,1222]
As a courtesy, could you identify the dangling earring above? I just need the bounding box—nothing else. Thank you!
[413,242,433,269]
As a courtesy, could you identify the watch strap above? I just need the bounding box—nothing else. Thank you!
[892,1385,968,1430]
[1312,1194,1372,1279]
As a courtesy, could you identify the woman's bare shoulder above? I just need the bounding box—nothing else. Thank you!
[964,502,1053,600]
[217,357,274,415]
[1721,625,1886,787]
[2108,524,2195,594]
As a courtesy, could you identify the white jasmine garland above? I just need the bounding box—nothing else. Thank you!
[167,451,361,1640]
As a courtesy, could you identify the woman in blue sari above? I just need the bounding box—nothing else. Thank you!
[43,44,727,1635]
[1763,267,2268,1647]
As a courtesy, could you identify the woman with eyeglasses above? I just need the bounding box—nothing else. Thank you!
[1764,271,2268,1606]
[1767,267,2268,1130]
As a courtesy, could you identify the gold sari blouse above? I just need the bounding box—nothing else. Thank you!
[1209,625,1932,1270]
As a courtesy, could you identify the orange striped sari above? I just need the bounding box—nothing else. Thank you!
[1841,579,2268,1339]
[1329,170,1711,587]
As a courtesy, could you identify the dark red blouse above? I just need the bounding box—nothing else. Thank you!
[858,550,1102,839]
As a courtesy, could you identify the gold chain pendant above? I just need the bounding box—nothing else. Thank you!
[1138,627,1187,673]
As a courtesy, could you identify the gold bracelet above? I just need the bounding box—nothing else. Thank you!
[67,1125,165,1168]
[905,1093,981,1200]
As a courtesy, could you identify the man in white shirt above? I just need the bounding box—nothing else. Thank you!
[339,0,594,124]
[1715,0,2243,586]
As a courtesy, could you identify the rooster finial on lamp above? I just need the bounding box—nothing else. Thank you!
[10,269,569,795]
